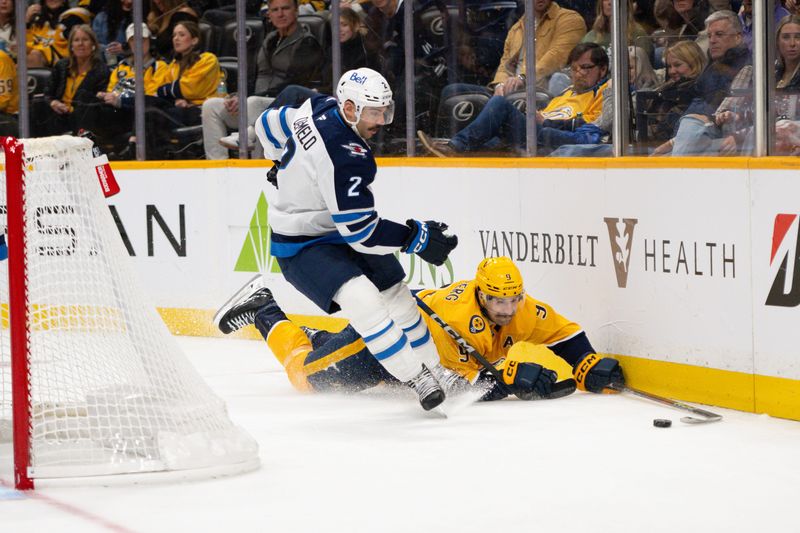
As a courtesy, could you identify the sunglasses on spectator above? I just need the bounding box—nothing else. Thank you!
[571,63,598,72]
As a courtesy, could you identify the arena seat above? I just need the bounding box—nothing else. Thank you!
[434,90,489,138]
[218,18,266,61]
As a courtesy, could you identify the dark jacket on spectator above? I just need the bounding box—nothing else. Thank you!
[253,22,324,97]
[46,58,110,106]
[363,1,433,90]
[683,44,750,117]
[645,76,700,140]
[322,33,379,93]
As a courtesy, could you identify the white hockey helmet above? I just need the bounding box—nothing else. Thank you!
[336,68,395,127]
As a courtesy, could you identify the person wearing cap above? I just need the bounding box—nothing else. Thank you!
[214,256,625,401]
[93,22,168,157]
[97,23,167,110]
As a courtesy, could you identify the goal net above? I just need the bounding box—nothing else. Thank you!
[0,136,258,489]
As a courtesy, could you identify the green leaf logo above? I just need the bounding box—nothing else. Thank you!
[234,192,281,273]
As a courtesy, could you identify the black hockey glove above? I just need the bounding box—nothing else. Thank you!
[266,160,279,188]
[573,353,625,393]
[401,219,458,266]
[503,361,558,400]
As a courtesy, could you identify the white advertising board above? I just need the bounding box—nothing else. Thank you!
[112,163,785,382]
[751,170,800,380]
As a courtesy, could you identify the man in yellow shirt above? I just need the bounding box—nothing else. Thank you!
[419,43,610,156]
[214,256,625,402]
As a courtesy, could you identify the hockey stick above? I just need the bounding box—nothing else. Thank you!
[609,384,723,424]
[414,295,577,400]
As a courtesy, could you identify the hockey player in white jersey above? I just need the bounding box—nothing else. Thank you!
[228,68,459,411]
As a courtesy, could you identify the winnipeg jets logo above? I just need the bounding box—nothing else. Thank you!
[341,142,368,158]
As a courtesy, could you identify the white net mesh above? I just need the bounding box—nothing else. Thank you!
[0,136,258,480]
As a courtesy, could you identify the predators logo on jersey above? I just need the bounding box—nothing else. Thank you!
[469,315,485,333]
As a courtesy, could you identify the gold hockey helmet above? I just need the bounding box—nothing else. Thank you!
[475,256,524,298]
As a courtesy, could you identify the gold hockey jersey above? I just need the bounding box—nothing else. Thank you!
[417,280,584,382]
[107,58,168,96]
[161,52,221,105]
[540,80,610,124]
[0,49,17,114]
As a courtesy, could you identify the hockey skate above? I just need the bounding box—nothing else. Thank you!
[429,363,471,396]
[214,275,280,334]
[407,365,445,411]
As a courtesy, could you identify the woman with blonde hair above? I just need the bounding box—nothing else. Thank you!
[40,24,109,136]
[648,40,707,154]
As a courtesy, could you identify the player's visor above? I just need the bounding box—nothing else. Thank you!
[361,102,395,125]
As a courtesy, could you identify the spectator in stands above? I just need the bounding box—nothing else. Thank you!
[630,45,660,89]
[0,0,17,58]
[92,0,135,66]
[201,0,323,159]
[647,40,707,154]
[147,0,199,58]
[666,10,750,155]
[492,0,586,95]
[652,0,685,55]
[0,47,17,135]
[695,14,800,155]
[93,23,168,158]
[634,0,659,34]
[558,0,597,29]
[787,0,800,15]
[361,0,444,144]
[144,20,220,158]
[322,6,380,90]
[418,43,610,156]
[40,24,109,136]
[26,0,69,67]
[581,0,653,60]
[738,0,790,52]
[673,0,711,39]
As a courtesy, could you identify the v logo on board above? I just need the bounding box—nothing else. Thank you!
[234,192,281,274]
[603,217,638,288]
[766,214,800,307]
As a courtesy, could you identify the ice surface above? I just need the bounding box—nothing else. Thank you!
[2,335,799,533]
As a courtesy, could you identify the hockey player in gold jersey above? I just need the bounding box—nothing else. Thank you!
[215,257,625,401]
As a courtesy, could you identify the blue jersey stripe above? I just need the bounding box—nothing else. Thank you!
[261,112,281,149]
[409,328,430,348]
[269,233,345,257]
[341,221,377,243]
[332,210,374,223]
[279,106,291,138]
[372,334,408,361]
[363,320,394,342]
[402,315,422,333]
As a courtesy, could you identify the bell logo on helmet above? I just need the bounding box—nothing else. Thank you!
[349,72,368,85]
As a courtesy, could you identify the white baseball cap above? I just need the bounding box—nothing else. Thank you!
[125,23,152,42]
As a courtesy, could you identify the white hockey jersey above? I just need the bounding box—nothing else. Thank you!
[254,95,412,258]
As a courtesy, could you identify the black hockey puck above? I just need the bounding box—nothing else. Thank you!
[653,418,672,428]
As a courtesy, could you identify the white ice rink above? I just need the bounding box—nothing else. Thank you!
[2,335,799,533]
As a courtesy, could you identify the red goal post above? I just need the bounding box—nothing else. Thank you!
[0,136,259,489]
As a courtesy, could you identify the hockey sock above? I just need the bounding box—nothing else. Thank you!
[254,303,289,340]
[266,321,313,392]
